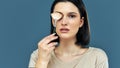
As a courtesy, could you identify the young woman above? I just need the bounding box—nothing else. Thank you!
[28,0,109,68]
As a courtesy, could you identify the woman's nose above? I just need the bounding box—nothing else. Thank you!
[61,16,68,26]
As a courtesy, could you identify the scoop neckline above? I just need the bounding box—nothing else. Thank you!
[52,47,92,64]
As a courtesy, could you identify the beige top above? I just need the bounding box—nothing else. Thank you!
[28,47,109,68]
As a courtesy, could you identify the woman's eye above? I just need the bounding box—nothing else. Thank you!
[68,15,76,18]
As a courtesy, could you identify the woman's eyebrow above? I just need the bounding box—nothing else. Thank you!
[53,11,79,15]
[68,12,78,15]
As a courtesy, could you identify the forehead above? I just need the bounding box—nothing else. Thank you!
[54,2,79,14]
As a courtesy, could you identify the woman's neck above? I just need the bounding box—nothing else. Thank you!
[55,38,82,56]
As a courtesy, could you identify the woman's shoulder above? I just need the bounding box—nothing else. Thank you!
[90,47,105,52]
[88,47,109,67]
[89,47,108,60]
[29,49,38,67]
[89,47,107,54]
[89,47,107,55]
[30,49,38,57]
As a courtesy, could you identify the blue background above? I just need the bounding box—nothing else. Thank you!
[0,0,119,68]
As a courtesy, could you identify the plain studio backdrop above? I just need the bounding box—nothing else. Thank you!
[0,0,119,68]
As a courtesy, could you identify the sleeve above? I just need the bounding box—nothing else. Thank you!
[28,49,38,68]
[95,48,109,68]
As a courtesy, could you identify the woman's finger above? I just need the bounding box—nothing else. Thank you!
[38,33,56,45]
[47,42,58,48]
[45,36,58,44]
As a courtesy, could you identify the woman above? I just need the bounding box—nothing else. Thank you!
[29,0,109,68]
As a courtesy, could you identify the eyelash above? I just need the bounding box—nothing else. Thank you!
[57,14,76,21]
[68,15,76,18]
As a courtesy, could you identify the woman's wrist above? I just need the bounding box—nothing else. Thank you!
[35,60,48,68]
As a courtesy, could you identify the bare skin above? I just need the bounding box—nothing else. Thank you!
[35,2,89,68]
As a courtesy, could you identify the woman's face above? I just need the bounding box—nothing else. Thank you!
[53,2,84,40]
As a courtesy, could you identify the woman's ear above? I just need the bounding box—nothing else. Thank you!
[79,17,84,28]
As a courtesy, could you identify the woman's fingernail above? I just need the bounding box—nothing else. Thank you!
[52,33,56,35]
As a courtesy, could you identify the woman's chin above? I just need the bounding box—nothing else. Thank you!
[58,34,74,40]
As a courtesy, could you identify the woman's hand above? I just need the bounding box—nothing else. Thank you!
[36,33,58,67]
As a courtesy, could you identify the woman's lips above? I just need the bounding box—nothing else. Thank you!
[60,28,69,33]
